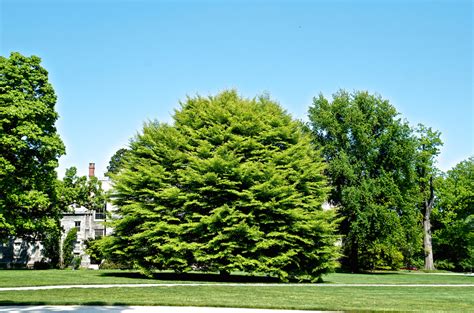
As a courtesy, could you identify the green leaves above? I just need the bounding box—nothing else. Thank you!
[0,52,65,241]
[433,157,474,271]
[107,90,339,281]
[309,90,422,271]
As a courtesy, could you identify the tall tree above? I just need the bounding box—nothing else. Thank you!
[0,52,65,241]
[106,90,340,281]
[308,90,421,271]
[414,125,442,270]
[433,157,473,271]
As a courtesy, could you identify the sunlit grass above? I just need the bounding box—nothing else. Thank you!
[1,285,473,312]
[0,270,473,311]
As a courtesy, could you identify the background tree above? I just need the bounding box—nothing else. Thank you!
[61,227,78,268]
[414,125,442,270]
[56,167,106,212]
[105,148,129,177]
[0,52,65,242]
[433,157,473,271]
[105,90,339,281]
[308,90,421,271]
[42,167,106,267]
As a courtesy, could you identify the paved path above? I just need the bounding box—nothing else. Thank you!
[0,306,342,313]
[1,282,473,291]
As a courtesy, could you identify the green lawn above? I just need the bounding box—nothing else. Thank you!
[0,270,473,312]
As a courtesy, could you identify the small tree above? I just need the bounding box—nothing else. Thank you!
[61,227,78,268]
[106,90,340,281]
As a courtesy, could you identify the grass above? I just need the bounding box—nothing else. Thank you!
[0,270,473,312]
[324,271,474,285]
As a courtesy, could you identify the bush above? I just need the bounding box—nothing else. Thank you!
[99,260,129,270]
[71,256,82,270]
[434,259,455,271]
[62,228,78,268]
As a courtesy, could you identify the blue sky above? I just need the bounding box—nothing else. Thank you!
[1,0,472,177]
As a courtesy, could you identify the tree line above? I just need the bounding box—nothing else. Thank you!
[1,52,472,278]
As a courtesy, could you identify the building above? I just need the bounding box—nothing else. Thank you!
[61,163,114,267]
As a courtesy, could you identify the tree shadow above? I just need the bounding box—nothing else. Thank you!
[0,303,135,312]
[99,271,283,283]
[336,269,405,275]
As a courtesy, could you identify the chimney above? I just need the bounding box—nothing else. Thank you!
[88,162,95,178]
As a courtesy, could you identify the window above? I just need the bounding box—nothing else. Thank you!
[95,204,106,220]
[75,221,81,231]
[74,240,81,251]
[94,229,105,239]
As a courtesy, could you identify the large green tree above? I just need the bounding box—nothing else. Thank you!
[308,90,422,271]
[106,90,340,281]
[433,157,474,271]
[0,52,65,241]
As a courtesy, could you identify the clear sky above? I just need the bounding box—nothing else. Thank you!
[1,0,472,177]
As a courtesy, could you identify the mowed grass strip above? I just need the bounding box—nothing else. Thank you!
[0,270,163,287]
[324,272,474,285]
[0,285,473,312]
[1,270,473,287]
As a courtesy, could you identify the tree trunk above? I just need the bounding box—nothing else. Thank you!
[423,176,435,270]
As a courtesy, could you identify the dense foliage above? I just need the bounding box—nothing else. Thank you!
[41,167,106,266]
[56,167,106,212]
[308,90,426,271]
[105,148,129,177]
[1,50,468,274]
[62,227,78,268]
[105,91,340,281]
[0,52,65,242]
[433,157,474,271]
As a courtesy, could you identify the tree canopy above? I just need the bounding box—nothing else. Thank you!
[433,157,474,271]
[0,52,65,241]
[308,90,423,271]
[105,148,129,177]
[105,90,340,281]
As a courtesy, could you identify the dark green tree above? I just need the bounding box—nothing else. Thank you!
[105,148,129,177]
[61,227,78,268]
[433,157,473,271]
[106,90,340,281]
[308,90,421,271]
[0,52,65,241]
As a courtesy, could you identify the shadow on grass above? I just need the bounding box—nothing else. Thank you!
[335,269,406,275]
[0,301,386,313]
[0,301,132,311]
[99,271,284,283]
